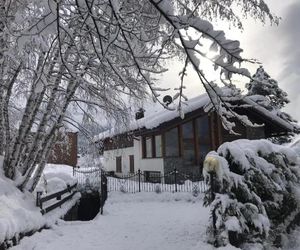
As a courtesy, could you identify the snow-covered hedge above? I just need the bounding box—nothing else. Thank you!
[203,139,300,249]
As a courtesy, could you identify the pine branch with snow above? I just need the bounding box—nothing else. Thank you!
[246,66,297,144]
[246,66,289,110]
[203,140,300,248]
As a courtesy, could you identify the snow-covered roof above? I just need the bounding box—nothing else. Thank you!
[95,93,210,140]
[95,92,298,141]
[243,96,298,132]
[289,134,300,147]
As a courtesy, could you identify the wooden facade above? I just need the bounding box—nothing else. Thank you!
[135,111,220,175]
[103,134,133,151]
[48,132,78,167]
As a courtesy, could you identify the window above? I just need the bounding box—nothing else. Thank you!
[129,155,134,173]
[196,116,210,163]
[144,171,161,183]
[182,121,196,165]
[142,135,163,158]
[116,156,122,173]
[155,135,162,157]
[165,127,179,157]
[145,137,152,158]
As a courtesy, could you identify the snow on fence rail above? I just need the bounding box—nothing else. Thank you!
[106,169,208,194]
[36,183,78,215]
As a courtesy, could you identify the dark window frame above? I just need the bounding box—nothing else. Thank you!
[181,120,197,165]
[164,126,180,158]
[142,113,214,162]
[154,135,162,158]
[116,156,122,173]
[129,155,134,173]
[162,115,213,162]
[142,135,163,159]
[196,115,212,165]
[144,170,161,183]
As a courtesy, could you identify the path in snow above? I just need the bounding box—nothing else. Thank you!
[12,192,212,250]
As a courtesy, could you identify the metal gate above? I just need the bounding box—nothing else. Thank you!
[73,167,101,191]
[105,169,208,194]
[73,167,208,194]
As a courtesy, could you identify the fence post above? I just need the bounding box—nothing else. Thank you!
[100,171,103,214]
[36,191,43,209]
[174,168,177,192]
[138,169,141,192]
[100,171,108,215]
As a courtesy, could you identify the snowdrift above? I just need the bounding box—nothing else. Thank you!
[0,164,79,247]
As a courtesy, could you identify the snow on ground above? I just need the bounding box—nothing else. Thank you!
[12,192,239,250]
[4,162,300,249]
[0,170,44,244]
[35,163,81,224]
[0,163,79,245]
[7,188,300,250]
[36,164,76,194]
[43,163,74,177]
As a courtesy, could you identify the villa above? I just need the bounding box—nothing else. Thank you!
[97,93,297,178]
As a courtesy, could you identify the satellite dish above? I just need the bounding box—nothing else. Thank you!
[163,95,172,106]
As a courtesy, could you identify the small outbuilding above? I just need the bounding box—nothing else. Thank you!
[48,132,78,167]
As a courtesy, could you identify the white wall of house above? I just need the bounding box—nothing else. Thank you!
[103,136,164,175]
[103,147,134,174]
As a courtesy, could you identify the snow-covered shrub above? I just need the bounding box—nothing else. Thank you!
[203,139,300,248]
[155,184,162,194]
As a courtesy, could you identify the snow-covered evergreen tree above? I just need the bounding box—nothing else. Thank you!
[246,66,296,143]
[203,140,300,248]
[246,66,289,109]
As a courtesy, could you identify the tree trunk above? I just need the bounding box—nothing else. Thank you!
[0,2,6,156]
[22,54,86,191]
[6,53,46,179]
[2,64,22,177]
[21,65,64,175]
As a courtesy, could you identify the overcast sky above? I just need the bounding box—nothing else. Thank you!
[239,0,300,120]
[159,0,300,121]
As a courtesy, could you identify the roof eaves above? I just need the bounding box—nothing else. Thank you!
[243,97,298,133]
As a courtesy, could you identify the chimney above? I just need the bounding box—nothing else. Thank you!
[135,108,145,120]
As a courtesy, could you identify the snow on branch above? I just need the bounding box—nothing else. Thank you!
[204,139,300,248]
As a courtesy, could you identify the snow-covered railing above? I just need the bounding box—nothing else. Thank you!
[36,183,78,215]
[106,169,208,194]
